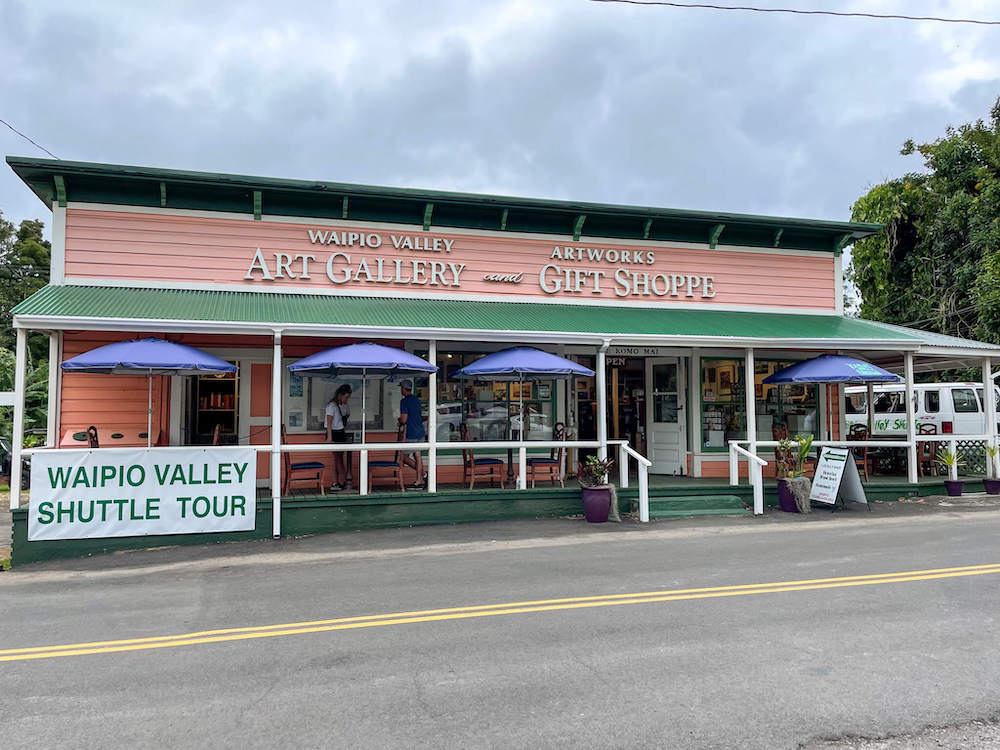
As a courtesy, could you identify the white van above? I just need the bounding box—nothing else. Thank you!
[844,382,1000,436]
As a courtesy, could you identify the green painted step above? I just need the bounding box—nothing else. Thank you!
[647,494,749,518]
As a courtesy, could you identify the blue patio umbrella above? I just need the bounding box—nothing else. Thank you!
[454,347,594,477]
[763,354,901,436]
[62,337,237,446]
[288,342,436,444]
[762,354,901,385]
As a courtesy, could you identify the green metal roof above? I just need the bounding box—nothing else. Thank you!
[6,156,881,253]
[13,285,919,346]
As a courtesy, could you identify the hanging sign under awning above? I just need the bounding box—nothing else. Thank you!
[28,447,257,541]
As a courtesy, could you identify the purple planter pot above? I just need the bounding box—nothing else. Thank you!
[944,480,964,497]
[777,479,799,513]
[984,479,1000,495]
[582,486,612,523]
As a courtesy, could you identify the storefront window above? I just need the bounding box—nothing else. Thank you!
[286,373,385,433]
[700,358,819,450]
[436,351,556,442]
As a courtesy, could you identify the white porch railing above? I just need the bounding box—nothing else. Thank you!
[19,437,653,525]
[729,434,1000,512]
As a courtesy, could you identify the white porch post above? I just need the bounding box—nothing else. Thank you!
[270,331,283,538]
[905,352,918,484]
[984,357,998,478]
[10,328,27,510]
[428,339,437,493]
[745,348,763,514]
[596,340,610,460]
[46,332,61,448]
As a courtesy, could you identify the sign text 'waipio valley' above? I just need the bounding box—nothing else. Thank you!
[28,448,257,541]
[243,228,717,299]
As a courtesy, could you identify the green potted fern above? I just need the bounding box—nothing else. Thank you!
[936,448,965,496]
[579,455,615,523]
[776,434,813,513]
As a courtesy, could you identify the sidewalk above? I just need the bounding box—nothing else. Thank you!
[4,490,1000,576]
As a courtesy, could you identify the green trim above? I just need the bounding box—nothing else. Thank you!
[423,202,434,231]
[572,214,587,241]
[13,285,922,343]
[833,233,852,255]
[709,223,725,249]
[159,181,167,207]
[342,196,349,219]
[6,155,884,252]
[772,228,783,247]
[253,190,262,221]
[53,174,66,207]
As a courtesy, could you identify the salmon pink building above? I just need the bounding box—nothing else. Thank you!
[8,156,1000,564]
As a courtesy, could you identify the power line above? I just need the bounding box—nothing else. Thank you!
[0,118,59,159]
[588,0,1000,25]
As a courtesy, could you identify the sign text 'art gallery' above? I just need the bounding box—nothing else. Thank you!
[242,228,717,300]
[28,447,257,541]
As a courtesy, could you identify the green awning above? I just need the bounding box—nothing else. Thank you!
[14,284,920,347]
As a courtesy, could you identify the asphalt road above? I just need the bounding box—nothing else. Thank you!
[3,510,1000,749]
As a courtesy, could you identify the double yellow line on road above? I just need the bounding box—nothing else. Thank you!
[4,562,1000,662]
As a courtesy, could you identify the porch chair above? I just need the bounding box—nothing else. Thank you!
[460,422,506,489]
[280,426,325,496]
[368,424,407,492]
[917,423,938,477]
[526,422,566,488]
[848,423,870,481]
[87,425,99,448]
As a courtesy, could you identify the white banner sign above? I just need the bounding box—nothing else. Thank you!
[28,447,257,541]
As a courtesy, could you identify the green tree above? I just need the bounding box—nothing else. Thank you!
[849,98,1000,343]
[0,210,51,359]
[0,348,49,444]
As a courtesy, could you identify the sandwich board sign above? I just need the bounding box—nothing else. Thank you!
[809,447,869,509]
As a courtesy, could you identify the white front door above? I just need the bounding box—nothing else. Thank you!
[645,357,686,475]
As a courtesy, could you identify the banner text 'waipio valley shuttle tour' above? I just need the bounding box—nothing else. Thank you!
[28,447,257,541]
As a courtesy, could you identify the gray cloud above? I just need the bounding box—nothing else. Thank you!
[2,0,999,235]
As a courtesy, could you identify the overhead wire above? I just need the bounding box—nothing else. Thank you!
[0,118,59,159]
[588,0,1000,26]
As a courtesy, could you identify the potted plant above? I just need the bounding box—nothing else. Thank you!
[936,447,965,496]
[579,454,615,523]
[984,444,1000,495]
[776,434,814,513]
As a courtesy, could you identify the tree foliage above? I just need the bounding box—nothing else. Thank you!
[0,347,49,442]
[849,98,1000,343]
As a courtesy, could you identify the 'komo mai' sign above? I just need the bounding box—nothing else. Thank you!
[28,447,257,541]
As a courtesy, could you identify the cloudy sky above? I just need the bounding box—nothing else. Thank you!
[2,0,999,234]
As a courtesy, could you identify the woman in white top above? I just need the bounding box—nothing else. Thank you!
[325,384,352,490]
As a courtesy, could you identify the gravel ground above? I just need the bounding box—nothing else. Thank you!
[803,716,1000,749]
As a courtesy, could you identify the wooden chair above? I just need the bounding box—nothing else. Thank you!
[281,426,324,496]
[526,422,566,488]
[917,423,938,477]
[849,423,870,481]
[461,422,505,489]
[87,425,99,448]
[369,425,407,492]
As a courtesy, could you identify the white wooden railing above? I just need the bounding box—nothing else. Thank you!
[728,434,1000,510]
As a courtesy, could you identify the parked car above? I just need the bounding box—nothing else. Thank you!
[844,382,1000,436]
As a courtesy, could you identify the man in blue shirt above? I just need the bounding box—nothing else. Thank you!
[398,380,426,488]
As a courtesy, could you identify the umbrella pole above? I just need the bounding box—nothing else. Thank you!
[361,369,366,446]
[147,373,152,449]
